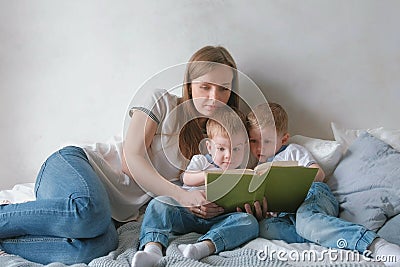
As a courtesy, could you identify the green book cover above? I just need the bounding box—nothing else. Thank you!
[205,161,318,213]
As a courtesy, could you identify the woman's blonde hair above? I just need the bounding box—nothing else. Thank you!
[247,102,288,135]
[179,46,239,160]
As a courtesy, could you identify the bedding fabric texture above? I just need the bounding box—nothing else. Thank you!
[331,122,400,153]
[0,182,384,266]
[0,220,383,266]
[377,213,400,246]
[327,131,400,234]
[289,135,343,177]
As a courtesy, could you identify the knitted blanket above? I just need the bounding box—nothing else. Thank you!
[0,220,383,267]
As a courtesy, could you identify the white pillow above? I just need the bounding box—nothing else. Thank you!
[331,122,400,153]
[289,135,343,177]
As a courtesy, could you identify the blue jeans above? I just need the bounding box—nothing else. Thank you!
[259,182,377,253]
[139,196,259,253]
[0,146,118,264]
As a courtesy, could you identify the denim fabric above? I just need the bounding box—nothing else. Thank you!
[0,146,118,264]
[259,182,377,254]
[139,196,259,253]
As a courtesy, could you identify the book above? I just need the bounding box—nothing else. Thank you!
[205,161,318,213]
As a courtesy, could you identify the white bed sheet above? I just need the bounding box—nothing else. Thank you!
[0,182,35,204]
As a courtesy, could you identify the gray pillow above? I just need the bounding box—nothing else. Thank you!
[327,131,400,232]
[377,214,400,245]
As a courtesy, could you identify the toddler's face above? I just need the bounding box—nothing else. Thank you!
[248,126,283,163]
[206,132,247,170]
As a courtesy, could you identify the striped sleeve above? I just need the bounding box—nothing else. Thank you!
[129,107,159,124]
[128,89,171,124]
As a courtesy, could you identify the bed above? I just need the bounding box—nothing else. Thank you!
[1,122,399,267]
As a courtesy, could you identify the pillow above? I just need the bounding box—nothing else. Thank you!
[331,122,400,153]
[327,131,400,232]
[289,135,343,177]
[377,214,400,245]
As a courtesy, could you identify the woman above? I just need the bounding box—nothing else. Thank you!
[0,46,240,264]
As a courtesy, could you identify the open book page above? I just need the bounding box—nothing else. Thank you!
[205,161,299,176]
[253,161,299,175]
[205,168,256,175]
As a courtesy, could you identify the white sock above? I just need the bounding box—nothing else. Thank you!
[132,244,163,267]
[369,238,400,266]
[178,242,212,260]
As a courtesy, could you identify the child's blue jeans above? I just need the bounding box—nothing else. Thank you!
[0,146,118,264]
[139,196,259,253]
[259,182,377,254]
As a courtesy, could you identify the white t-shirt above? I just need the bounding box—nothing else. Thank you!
[273,143,316,167]
[83,89,186,222]
[184,154,219,173]
[181,154,219,191]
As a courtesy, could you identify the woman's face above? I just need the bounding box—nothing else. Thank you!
[190,65,233,116]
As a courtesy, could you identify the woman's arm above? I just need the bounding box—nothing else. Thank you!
[123,110,223,217]
[181,171,206,186]
[123,110,191,201]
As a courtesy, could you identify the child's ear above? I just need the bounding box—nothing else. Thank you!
[205,139,213,153]
[281,133,290,145]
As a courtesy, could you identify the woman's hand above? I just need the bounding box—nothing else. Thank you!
[177,190,224,219]
[237,197,268,221]
[192,201,225,219]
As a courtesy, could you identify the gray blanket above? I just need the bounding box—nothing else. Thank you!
[0,221,382,267]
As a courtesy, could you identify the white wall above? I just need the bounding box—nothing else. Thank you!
[1,0,399,189]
